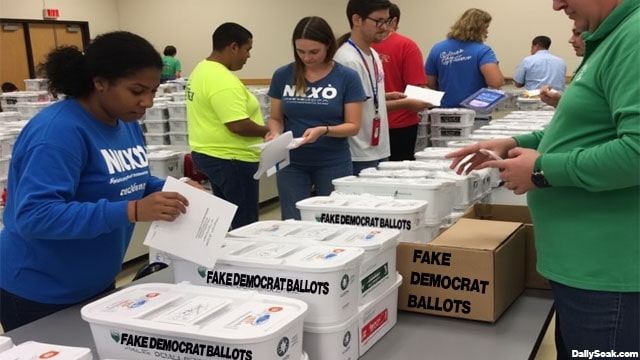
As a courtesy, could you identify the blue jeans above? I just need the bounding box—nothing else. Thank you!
[352,159,386,176]
[550,280,640,359]
[0,283,114,332]
[191,152,259,229]
[276,161,353,220]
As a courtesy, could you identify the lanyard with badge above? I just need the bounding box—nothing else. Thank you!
[347,38,380,146]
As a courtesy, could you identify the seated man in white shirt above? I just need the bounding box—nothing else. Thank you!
[513,35,567,91]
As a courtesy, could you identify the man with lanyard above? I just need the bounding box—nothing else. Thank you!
[335,0,429,175]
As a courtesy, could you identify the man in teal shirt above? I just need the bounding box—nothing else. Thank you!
[447,0,639,357]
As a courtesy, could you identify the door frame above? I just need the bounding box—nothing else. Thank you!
[0,18,90,78]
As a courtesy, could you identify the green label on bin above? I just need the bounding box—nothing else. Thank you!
[361,263,389,294]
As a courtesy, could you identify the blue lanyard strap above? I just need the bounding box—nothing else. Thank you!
[347,39,379,113]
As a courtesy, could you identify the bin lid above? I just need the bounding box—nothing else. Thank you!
[80,282,307,343]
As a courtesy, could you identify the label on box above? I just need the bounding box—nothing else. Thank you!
[361,308,388,342]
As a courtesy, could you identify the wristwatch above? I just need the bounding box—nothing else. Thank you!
[531,169,551,188]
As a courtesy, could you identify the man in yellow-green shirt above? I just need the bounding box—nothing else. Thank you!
[187,22,269,229]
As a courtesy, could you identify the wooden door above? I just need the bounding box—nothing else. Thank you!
[53,24,84,49]
[28,23,57,74]
[28,23,84,76]
[0,22,30,91]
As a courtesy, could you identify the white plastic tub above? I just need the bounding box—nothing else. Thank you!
[445,139,478,148]
[359,274,402,356]
[16,101,52,119]
[0,336,13,352]
[430,170,482,210]
[303,313,359,360]
[143,119,170,133]
[376,161,411,170]
[0,111,22,123]
[169,132,189,146]
[414,147,454,161]
[431,124,474,138]
[168,118,188,132]
[0,341,92,360]
[332,176,456,224]
[144,102,169,120]
[167,101,187,120]
[170,242,364,326]
[81,282,307,360]
[296,194,429,244]
[429,108,476,126]
[358,168,399,178]
[147,150,182,178]
[516,97,543,111]
[144,132,170,146]
[227,219,400,303]
[23,78,49,91]
[429,137,465,147]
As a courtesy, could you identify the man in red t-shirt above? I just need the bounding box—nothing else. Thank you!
[371,3,428,160]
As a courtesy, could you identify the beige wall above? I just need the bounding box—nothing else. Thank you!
[0,0,120,35]
[1,0,581,80]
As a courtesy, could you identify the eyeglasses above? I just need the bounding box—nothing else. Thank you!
[365,16,393,28]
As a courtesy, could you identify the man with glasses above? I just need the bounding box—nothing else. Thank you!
[335,0,429,175]
[372,3,429,160]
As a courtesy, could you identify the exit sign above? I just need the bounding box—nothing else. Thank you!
[43,8,60,19]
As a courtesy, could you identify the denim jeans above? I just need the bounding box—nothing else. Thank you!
[550,280,640,359]
[352,159,386,176]
[191,152,259,229]
[0,283,114,332]
[276,161,353,220]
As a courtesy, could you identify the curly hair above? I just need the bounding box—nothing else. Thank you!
[447,8,492,42]
[39,31,162,97]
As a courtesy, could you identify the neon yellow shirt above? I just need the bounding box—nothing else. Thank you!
[186,60,264,162]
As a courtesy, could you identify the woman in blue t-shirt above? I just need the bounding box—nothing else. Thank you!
[0,31,202,331]
[266,16,366,220]
[425,8,504,108]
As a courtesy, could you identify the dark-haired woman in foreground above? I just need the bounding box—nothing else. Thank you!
[0,31,200,331]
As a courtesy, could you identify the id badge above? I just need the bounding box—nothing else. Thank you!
[371,116,381,146]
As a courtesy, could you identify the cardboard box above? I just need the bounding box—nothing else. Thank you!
[462,203,550,289]
[397,218,525,322]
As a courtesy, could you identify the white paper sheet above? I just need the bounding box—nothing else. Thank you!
[404,84,444,106]
[143,176,237,268]
[251,131,293,179]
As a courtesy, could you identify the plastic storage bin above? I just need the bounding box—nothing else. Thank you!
[169,118,188,132]
[144,102,169,120]
[228,219,400,303]
[144,132,170,145]
[331,176,456,224]
[0,335,13,352]
[431,124,474,138]
[169,132,189,146]
[170,242,364,325]
[23,78,49,91]
[167,101,187,119]
[0,340,92,360]
[303,313,359,360]
[297,194,430,243]
[516,97,543,111]
[81,282,307,360]
[147,150,182,178]
[429,108,475,126]
[358,274,402,356]
[143,119,169,133]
